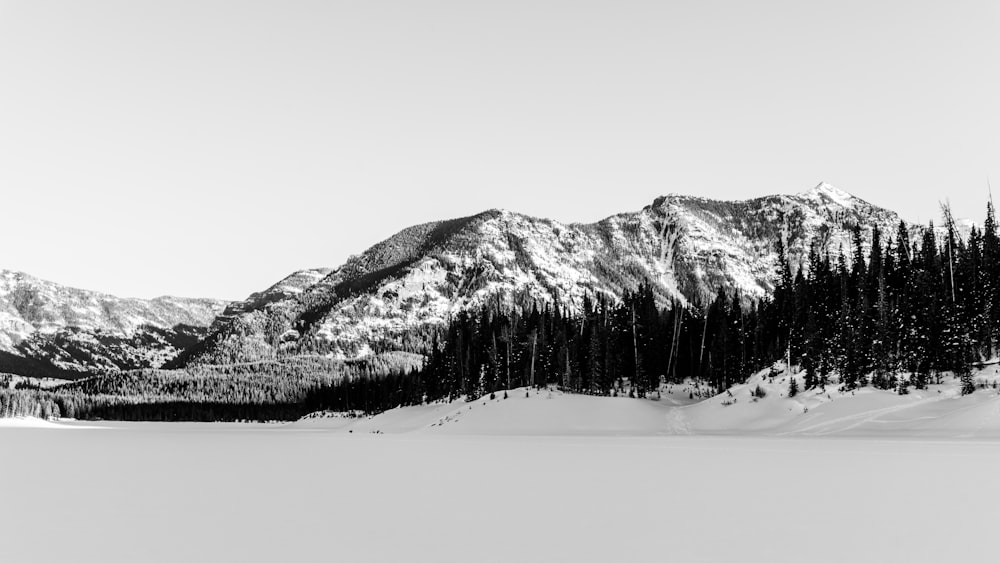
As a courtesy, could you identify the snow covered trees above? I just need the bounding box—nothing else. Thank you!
[765,202,1000,393]
[0,389,61,419]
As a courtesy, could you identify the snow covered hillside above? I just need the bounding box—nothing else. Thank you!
[296,364,1000,439]
[0,270,228,376]
[184,183,908,366]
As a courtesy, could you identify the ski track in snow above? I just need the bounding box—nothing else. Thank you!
[786,400,935,436]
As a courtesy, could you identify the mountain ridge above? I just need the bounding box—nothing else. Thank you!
[179,183,911,367]
[4,184,962,378]
[0,270,228,376]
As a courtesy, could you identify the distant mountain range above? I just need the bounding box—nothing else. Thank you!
[1,183,953,380]
[0,271,227,378]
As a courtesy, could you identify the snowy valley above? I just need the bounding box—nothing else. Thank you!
[3,184,1000,563]
[2,183,998,436]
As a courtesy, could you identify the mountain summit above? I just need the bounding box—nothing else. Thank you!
[177,185,904,367]
[799,181,857,205]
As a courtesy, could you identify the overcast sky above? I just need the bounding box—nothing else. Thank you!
[1,0,997,300]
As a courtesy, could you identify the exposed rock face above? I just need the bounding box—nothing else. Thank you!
[180,184,907,367]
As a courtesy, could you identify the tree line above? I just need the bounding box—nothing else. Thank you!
[781,202,1000,394]
[309,201,1000,414]
[1,352,423,422]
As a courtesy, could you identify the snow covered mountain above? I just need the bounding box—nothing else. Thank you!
[0,271,228,377]
[179,183,908,367]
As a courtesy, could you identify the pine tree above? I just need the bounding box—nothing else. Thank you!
[960,370,976,396]
[983,201,1000,355]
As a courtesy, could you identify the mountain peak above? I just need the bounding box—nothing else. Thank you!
[798,182,856,207]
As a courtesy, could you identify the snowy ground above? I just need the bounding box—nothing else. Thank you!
[295,363,1000,439]
[4,368,1000,562]
[2,427,999,561]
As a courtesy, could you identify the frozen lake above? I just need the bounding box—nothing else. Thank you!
[2,422,998,563]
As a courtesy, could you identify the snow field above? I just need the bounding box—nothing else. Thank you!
[1,424,998,563]
[6,365,1000,562]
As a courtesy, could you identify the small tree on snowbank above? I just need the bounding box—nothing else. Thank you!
[960,372,976,396]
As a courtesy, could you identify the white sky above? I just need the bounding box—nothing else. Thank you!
[1,0,997,300]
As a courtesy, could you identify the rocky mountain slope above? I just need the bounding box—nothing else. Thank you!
[178,183,911,367]
[0,271,227,377]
